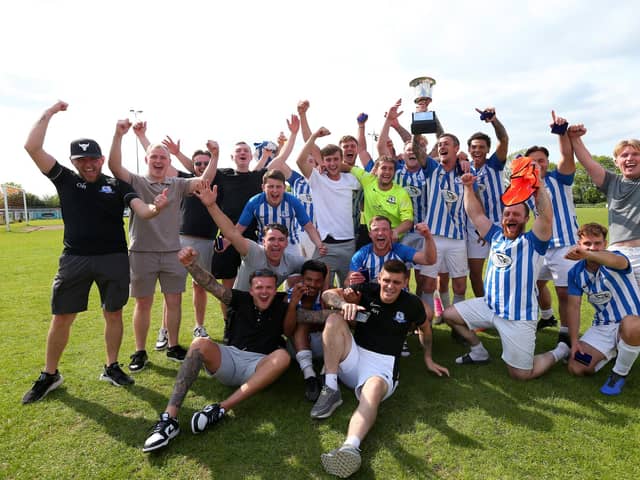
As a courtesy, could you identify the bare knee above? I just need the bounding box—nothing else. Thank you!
[620,315,640,345]
[567,360,592,377]
[507,366,534,381]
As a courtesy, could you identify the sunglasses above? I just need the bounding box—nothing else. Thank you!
[194,161,210,167]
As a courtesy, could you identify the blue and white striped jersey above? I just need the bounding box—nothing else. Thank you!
[238,192,310,245]
[473,152,505,223]
[394,162,427,229]
[567,251,640,326]
[423,157,467,240]
[288,171,315,235]
[349,243,417,282]
[484,224,549,321]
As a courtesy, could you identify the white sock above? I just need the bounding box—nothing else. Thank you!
[295,350,315,379]
[325,373,338,391]
[453,293,466,304]
[470,342,489,360]
[559,326,569,334]
[440,291,450,309]
[540,308,554,320]
[344,436,361,449]
[613,338,640,376]
[551,342,570,362]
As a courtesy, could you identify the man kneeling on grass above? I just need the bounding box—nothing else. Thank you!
[565,222,640,395]
[143,247,295,452]
[310,259,449,478]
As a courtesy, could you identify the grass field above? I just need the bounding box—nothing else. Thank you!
[2,208,639,479]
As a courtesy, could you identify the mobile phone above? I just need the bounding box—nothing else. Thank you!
[479,110,495,121]
[574,351,592,366]
[551,123,568,136]
[359,268,370,283]
[214,235,224,252]
[355,311,371,323]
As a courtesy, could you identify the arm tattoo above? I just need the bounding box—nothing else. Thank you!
[413,136,428,167]
[168,347,204,409]
[492,118,508,142]
[322,291,347,309]
[185,262,232,305]
[296,309,335,324]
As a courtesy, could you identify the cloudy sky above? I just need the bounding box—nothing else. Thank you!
[2,0,639,196]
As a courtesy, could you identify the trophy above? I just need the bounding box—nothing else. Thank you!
[409,76,438,134]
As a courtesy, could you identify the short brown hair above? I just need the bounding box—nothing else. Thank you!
[577,222,608,240]
[339,135,358,146]
[613,139,640,158]
[381,259,409,278]
[262,169,286,185]
[320,144,342,159]
[467,132,491,150]
[438,133,460,147]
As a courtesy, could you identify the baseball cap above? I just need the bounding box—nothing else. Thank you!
[70,138,102,160]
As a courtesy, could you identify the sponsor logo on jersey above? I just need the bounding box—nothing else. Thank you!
[491,251,512,268]
[100,186,114,194]
[76,182,87,190]
[405,185,422,198]
[441,190,458,203]
[477,183,487,194]
[299,194,313,203]
[386,196,397,205]
[393,311,406,323]
[588,291,612,305]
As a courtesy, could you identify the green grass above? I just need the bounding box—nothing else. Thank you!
[2,210,639,479]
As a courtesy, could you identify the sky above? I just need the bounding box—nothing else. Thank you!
[2,0,639,196]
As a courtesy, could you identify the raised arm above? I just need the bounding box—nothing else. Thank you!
[132,121,150,150]
[268,114,300,178]
[356,112,372,167]
[177,246,233,304]
[412,223,437,265]
[531,182,553,241]
[108,119,134,182]
[163,135,195,174]
[552,111,575,175]
[377,100,404,158]
[461,173,492,238]
[194,184,249,257]
[297,100,312,142]
[24,100,68,174]
[564,245,630,270]
[476,107,509,162]
[568,124,605,187]
[296,127,330,179]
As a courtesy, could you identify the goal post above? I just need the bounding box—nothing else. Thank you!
[1,184,29,231]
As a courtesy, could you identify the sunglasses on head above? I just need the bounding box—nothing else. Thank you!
[194,161,210,167]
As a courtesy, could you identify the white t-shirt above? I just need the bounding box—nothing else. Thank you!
[308,170,360,240]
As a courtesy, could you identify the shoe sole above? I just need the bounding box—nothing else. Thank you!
[166,356,185,363]
[23,376,64,404]
[142,428,180,453]
[321,449,361,478]
[128,361,149,373]
[310,398,343,419]
[154,344,168,351]
[99,374,134,387]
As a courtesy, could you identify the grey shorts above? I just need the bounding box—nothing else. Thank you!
[51,252,129,314]
[129,251,187,297]
[205,345,266,386]
[180,235,215,275]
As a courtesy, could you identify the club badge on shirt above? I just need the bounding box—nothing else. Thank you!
[393,311,406,323]
[100,186,114,194]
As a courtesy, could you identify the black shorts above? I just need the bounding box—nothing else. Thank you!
[51,253,130,314]
[211,245,242,279]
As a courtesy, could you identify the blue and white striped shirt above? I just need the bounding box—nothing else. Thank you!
[423,157,467,240]
[394,162,427,229]
[484,224,549,321]
[567,251,640,326]
[238,192,310,245]
[288,171,315,236]
[349,243,417,282]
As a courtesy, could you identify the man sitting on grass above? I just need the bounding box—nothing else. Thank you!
[142,247,296,452]
[565,222,640,395]
[22,101,167,404]
[310,259,449,478]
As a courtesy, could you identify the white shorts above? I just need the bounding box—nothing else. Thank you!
[455,297,537,370]
[297,230,317,260]
[180,235,214,274]
[400,232,425,268]
[580,322,620,370]
[537,246,575,286]
[610,245,640,289]
[338,336,398,401]
[420,236,468,278]
[466,225,490,259]
[205,345,266,386]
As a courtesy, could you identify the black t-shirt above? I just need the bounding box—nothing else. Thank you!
[352,283,426,357]
[177,171,218,239]
[47,163,138,255]
[226,290,289,354]
[215,168,266,239]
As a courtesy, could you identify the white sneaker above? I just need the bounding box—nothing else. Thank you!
[321,444,362,478]
[154,328,168,351]
[193,325,209,338]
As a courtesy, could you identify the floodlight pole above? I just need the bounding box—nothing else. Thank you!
[129,109,143,174]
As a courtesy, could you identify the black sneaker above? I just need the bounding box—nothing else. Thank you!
[191,403,225,434]
[22,370,64,404]
[167,345,187,363]
[142,412,180,452]
[100,362,135,386]
[537,315,558,331]
[558,331,571,348]
[129,350,149,372]
[304,376,321,402]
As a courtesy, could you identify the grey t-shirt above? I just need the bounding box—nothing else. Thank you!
[128,174,191,252]
[600,170,640,244]
[233,240,305,290]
